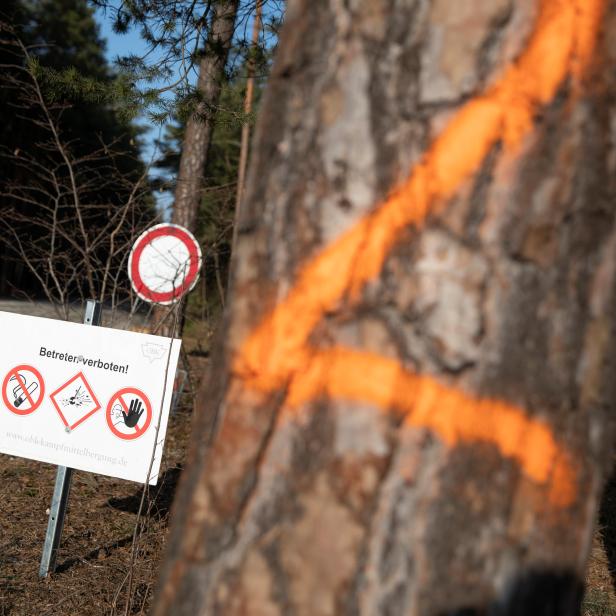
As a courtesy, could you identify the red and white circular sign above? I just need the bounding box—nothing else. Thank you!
[2,364,45,416]
[106,387,152,440]
[128,223,202,305]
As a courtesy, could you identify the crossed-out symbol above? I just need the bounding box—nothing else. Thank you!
[2,364,45,415]
[233,0,604,508]
[106,387,152,440]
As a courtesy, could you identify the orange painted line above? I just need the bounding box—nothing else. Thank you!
[283,347,576,507]
[232,0,604,508]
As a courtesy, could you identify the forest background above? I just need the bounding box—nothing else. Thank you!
[0,0,280,342]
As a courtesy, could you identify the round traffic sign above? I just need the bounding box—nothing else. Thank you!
[2,364,45,415]
[106,387,152,440]
[128,223,202,305]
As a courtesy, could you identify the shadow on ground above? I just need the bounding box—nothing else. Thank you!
[107,465,183,521]
[55,534,135,574]
[53,466,183,575]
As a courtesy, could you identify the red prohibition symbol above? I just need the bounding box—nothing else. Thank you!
[128,223,202,305]
[106,387,152,440]
[2,364,45,415]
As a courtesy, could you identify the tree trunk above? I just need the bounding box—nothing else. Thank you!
[151,0,238,334]
[172,0,239,231]
[154,1,616,614]
[234,0,262,219]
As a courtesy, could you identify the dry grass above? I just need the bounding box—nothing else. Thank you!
[583,530,616,616]
[584,469,616,616]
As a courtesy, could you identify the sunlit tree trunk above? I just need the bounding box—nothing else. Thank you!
[151,0,238,333]
[234,0,262,223]
[154,1,616,614]
[172,0,238,231]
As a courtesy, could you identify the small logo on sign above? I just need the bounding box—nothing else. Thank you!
[141,343,166,363]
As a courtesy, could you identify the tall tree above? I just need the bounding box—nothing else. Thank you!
[150,0,239,333]
[171,0,239,231]
[89,0,280,329]
[154,50,269,334]
[154,1,616,614]
[234,0,262,215]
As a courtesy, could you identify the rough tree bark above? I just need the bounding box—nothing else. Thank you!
[155,1,616,614]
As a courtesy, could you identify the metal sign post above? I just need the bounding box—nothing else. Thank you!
[39,299,102,578]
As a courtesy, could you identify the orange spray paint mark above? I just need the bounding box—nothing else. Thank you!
[233,0,604,507]
[284,348,576,507]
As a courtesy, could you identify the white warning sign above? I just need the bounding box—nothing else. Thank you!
[0,311,181,484]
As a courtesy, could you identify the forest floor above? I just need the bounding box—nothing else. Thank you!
[0,304,614,614]
[586,471,616,616]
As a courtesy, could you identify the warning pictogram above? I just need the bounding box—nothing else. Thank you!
[106,387,152,440]
[50,372,101,431]
[2,364,45,415]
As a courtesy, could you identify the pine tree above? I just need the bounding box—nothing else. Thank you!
[154,66,266,345]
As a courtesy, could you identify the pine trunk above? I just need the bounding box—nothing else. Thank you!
[154,1,616,614]
[234,0,262,216]
[151,0,238,333]
[171,0,239,231]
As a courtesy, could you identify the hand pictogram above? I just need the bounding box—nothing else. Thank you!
[122,398,144,428]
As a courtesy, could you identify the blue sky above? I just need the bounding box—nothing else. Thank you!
[94,7,181,217]
[95,7,142,61]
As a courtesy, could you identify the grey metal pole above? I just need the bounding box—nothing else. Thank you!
[39,300,102,578]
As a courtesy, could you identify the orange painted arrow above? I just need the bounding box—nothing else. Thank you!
[233,0,604,507]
